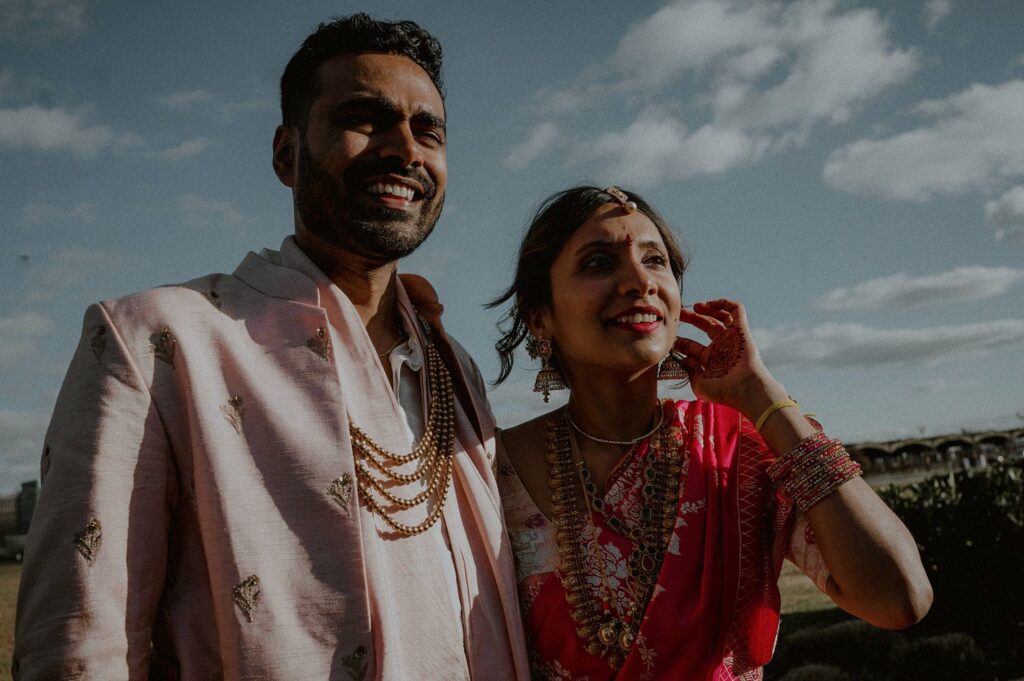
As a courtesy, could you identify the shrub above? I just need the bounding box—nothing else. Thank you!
[877,461,1024,638]
[772,619,901,678]
[779,663,857,681]
[891,632,986,681]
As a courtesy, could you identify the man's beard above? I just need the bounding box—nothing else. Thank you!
[294,138,443,263]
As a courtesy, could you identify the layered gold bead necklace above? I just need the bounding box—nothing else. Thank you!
[349,332,457,536]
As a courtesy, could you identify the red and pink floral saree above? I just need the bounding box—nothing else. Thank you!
[498,399,829,681]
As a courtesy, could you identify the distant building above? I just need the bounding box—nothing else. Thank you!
[0,494,16,535]
[17,481,38,534]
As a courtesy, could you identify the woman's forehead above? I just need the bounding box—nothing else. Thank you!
[571,205,663,244]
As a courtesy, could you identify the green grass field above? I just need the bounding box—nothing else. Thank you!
[0,559,836,678]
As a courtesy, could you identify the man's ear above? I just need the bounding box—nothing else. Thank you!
[272,125,299,187]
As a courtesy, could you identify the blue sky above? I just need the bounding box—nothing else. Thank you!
[2,0,1024,491]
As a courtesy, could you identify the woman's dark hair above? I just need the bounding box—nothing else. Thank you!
[280,13,444,130]
[488,185,687,385]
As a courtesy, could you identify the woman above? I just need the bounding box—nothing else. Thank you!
[490,186,932,680]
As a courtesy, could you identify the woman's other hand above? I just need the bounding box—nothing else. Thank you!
[674,299,773,415]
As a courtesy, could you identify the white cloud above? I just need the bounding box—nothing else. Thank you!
[156,137,212,161]
[179,193,243,227]
[755,319,1024,368]
[984,185,1024,241]
[817,266,1024,311]
[155,89,215,109]
[924,0,953,31]
[0,312,50,366]
[503,122,559,170]
[20,200,97,226]
[20,249,135,304]
[587,112,769,185]
[823,80,1024,201]
[513,0,916,179]
[0,0,89,38]
[0,105,139,157]
[155,88,270,121]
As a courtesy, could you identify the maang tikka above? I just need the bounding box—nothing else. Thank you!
[526,335,566,402]
[604,186,638,213]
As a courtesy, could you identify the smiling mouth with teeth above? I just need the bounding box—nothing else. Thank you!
[614,313,662,324]
[366,182,419,201]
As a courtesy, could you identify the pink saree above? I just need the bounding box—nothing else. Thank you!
[498,399,822,681]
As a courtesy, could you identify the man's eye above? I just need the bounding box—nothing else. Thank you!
[416,129,444,145]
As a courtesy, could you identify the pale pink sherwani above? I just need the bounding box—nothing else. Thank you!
[14,239,529,681]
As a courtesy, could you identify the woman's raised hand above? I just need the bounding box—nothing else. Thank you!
[674,299,773,412]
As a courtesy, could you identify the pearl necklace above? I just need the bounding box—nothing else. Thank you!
[565,404,665,446]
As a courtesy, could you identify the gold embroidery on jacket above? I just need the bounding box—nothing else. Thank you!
[75,518,102,562]
[90,324,106,362]
[342,645,369,680]
[220,395,244,433]
[202,289,222,309]
[232,575,261,622]
[150,328,177,366]
[327,475,354,515]
[306,327,330,360]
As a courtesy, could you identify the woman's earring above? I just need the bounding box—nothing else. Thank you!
[658,351,690,385]
[526,335,566,402]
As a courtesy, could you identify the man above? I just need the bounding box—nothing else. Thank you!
[14,14,528,680]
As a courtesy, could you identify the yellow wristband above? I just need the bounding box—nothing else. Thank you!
[755,398,799,431]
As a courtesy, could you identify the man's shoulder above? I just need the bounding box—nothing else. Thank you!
[98,271,248,327]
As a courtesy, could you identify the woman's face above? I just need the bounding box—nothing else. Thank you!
[533,203,682,382]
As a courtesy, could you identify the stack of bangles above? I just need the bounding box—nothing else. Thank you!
[766,432,862,512]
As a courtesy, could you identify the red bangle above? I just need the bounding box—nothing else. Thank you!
[767,433,861,512]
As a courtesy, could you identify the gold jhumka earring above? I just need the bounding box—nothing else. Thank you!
[526,335,566,402]
[657,351,690,385]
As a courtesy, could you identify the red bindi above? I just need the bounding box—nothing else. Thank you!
[624,234,634,246]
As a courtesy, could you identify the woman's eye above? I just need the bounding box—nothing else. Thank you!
[581,254,613,270]
[644,253,668,268]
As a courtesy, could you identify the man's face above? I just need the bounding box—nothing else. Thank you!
[294,52,447,263]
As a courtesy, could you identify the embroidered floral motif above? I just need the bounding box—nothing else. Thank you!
[150,328,177,366]
[667,497,708,557]
[232,575,261,622]
[635,632,657,680]
[90,324,106,362]
[327,475,353,515]
[202,289,222,309]
[306,327,330,360]
[342,644,369,680]
[220,395,244,434]
[75,518,102,562]
[40,445,51,483]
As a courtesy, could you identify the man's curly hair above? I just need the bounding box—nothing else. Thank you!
[280,13,444,130]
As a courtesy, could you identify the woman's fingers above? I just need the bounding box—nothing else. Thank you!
[673,337,707,360]
[679,306,726,337]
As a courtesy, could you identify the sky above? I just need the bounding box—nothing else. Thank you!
[2,0,1024,492]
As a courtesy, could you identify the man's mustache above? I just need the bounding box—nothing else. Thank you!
[342,158,437,201]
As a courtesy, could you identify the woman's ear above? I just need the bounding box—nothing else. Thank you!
[525,306,552,340]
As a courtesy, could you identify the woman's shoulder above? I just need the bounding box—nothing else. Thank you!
[500,408,560,461]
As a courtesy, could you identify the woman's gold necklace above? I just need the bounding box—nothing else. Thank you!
[349,332,457,536]
[546,404,684,669]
